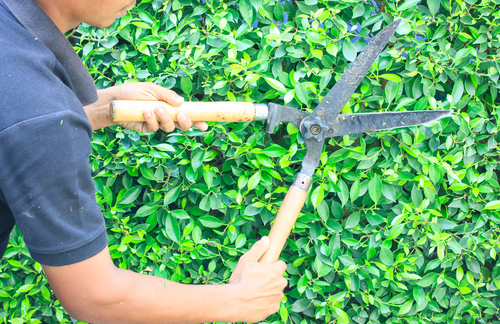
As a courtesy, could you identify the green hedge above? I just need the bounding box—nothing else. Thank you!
[2,0,500,323]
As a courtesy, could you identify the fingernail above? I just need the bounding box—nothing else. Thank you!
[178,113,186,122]
[156,107,164,115]
[177,96,184,104]
[145,111,151,118]
[261,236,269,244]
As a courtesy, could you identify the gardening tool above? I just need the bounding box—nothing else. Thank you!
[109,19,453,263]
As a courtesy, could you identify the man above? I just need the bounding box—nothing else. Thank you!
[0,0,287,322]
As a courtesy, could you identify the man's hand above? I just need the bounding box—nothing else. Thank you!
[228,236,288,323]
[114,83,208,133]
[83,82,208,133]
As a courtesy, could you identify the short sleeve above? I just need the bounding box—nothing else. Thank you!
[0,111,107,266]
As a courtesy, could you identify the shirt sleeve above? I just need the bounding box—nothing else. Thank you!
[0,110,107,266]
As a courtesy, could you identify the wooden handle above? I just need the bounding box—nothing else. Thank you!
[109,100,266,122]
[259,183,309,263]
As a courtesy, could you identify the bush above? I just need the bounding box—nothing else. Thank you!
[2,0,500,323]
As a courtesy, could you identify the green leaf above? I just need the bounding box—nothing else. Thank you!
[311,185,325,208]
[428,0,440,16]
[180,76,192,95]
[263,145,288,157]
[119,185,142,204]
[388,224,405,240]
[17,284,35,293]
[398,0,419,11]
[156,143,175,151]
[239,0,253,26]
[345,211,360,229]
[451,78,464,106]
[140,164,156,181]
[164,185,182,205]
[251,0,262,10]
[291,298,310,312]
[339,255,355,266]
[380,74,402,82]
[382,183,396,202]
[135,205,159,217]
[417,272,438,287]
[350,180,360,202]
[385,81,399,103]
[199,216,225,228]
[401,133,412,146]
[369,174,382,204]
[367,213,385,226]
[411,183,423,208]
[165,214,181,243]
[398,300,413,315]
[247,171,261,190]
[265,77,287,93]
[295,82,309,105]
[380,247,394,266]
[484,200,500,210]
[353,3,365,18]
[342,41,357,62]
[171,209,190,220]
[317,200,329,222]
[396,19,411,35]
[191,151,205,171]
[235,234,247,248]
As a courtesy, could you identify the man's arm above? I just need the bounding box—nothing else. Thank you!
[83,82,208,132]
[42,237,287,324]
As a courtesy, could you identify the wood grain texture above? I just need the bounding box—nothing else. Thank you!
[109,100,256,122]
[259,185,308,263]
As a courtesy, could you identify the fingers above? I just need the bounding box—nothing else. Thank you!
[276,260,287,274]
[144,83,184,107]
[155,107,176,132]
[244,236,270,262]
[193,121,209,131]
[142,108,160,133]
[154,107,205,133]
[279,277,288,290]
[175,112,193,131]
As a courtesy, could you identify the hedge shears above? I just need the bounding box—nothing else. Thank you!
[109,19,452,263]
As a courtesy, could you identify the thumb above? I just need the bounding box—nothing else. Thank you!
[245,236,270,262]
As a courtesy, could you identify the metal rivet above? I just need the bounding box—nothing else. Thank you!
[310,125,321,135]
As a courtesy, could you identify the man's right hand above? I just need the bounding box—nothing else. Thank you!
[228,236,288,323]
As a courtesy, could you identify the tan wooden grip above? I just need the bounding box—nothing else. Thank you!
[259,184,308,263]
[110,100,259,122]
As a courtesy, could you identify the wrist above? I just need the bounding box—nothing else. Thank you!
[221,282,245,322]
[84,87,118,130]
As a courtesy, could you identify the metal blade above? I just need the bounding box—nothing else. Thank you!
[311,20,401,125]
[326,110,453,138]
[266,103,309,134]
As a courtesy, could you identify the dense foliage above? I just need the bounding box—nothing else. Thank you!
[2,0,500,323]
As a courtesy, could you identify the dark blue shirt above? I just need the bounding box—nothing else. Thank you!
[0,0,108,265]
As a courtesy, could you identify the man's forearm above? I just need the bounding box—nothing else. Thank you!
[44,242,285,324]
[44,248,241,324]
[88,267,240,324]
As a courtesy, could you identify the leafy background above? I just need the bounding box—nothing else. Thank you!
[1,0,500,323]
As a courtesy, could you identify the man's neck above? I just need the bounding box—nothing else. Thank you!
[34,0,78,32]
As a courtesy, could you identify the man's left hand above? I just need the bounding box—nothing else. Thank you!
[84,82,208,133]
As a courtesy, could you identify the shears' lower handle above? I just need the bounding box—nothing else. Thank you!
[109,100,268,122]
[259,174,312,263]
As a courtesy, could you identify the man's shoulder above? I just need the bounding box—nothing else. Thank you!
[0,8,82,134]
[0,0,18,24]
[0,0,56,67]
